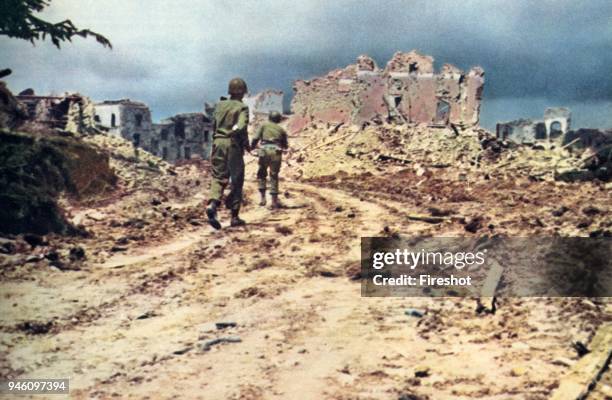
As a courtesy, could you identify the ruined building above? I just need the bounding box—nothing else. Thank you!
[94,101,213,163]
[244,90,284,121]
[152,113,213,162]
[94,99,154,147]
[16,90,98,135]
[496,108,611,178]
[17,92,74,129]
[11,89,213,164]
[287,51,484,133]
[496,108,571,144]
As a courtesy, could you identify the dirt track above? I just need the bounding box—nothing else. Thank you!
[1,155,611,399]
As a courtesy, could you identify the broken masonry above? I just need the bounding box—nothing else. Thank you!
[287,50,484,133]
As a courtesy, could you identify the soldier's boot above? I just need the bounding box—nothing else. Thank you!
[259,190,267,206]
[206,200,222,230]
[271,194,282,209]
[230,209,246,227]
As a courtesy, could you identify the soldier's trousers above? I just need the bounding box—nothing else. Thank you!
[209,137,245,211]
[257,145,282,195]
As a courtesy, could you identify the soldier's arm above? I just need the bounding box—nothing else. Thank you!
[234,105,250,150]
[280,128,289,150]
[251,125,263,149]
[236,105,249,132]
[240,130,250,151]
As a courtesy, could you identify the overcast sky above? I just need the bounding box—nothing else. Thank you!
[1,0,611,129]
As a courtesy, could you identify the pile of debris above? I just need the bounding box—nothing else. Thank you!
[84,133,173,190]
[290,123,489,178]
[483,142,588,182]
[290,122,607,182]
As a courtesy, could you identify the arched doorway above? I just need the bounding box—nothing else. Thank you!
[549,121,563,139]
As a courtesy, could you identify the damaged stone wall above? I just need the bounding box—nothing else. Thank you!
[287,50,485,133]
[16,91,99,135]
[152,113,213,163]
[17,93,70,129]
[544,107,571,138]
[497,107,571,144]
[94,100,154,148]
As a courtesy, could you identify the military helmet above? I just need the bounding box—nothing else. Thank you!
[269,111,282,123]
[228,77,247,96]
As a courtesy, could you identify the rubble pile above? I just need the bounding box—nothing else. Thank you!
[291,123,491,178]
[290,122,605,182]
[483,143,585,181]
[77,133,214,247]
[84,133,173,189]
[291,122,610,237]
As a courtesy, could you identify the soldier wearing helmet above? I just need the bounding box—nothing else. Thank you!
[206,77,251,229]
[250,110,289,209]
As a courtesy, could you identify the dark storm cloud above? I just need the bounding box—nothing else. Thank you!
[1,0,610,128]
[231,0,612,102]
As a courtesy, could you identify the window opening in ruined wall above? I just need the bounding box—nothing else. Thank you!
[502,126,510,140]
[549,121,563,139]
[111,113,116,127]
[175,120,185,140]
[535,122,547,140]
[135,114,142,127]
[435,100,450,125]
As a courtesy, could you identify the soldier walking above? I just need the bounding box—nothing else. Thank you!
[206,77,251,229]
[251,111,288,209]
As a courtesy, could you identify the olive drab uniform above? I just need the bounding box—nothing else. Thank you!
[252,121,288,195]
[208,99,250,211]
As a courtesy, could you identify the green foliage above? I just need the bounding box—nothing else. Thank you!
[0,0,111,49]
[0,130,72,234]
[0,129,117,234]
